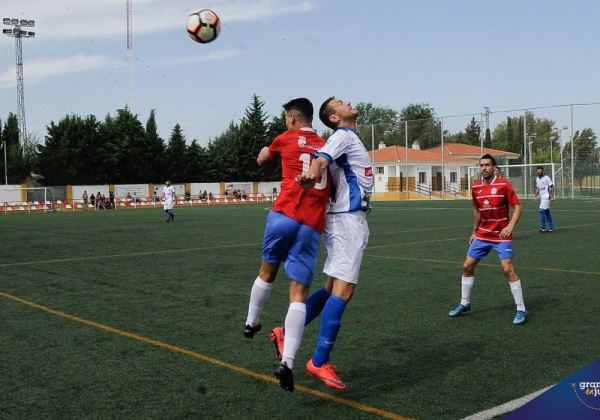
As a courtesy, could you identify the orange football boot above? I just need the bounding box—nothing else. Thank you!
[269,327,284,361]
[306,358,346,390]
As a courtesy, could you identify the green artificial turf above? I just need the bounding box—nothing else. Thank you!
[1,199,599,419]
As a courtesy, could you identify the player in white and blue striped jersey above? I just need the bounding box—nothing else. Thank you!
[296,96,373,390]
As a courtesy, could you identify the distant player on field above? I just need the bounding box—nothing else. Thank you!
[448,154,527,325]
[295,96,374,390]
[534,166,555,232]
[243,98,330,392]
[162,181,175,222]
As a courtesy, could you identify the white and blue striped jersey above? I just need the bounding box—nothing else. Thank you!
[315,127,374,213]
[536,175,553,199]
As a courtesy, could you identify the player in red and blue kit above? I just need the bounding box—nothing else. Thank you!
[449,154,528,325]
[243,98,330,391]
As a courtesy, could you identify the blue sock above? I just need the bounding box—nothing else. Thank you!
[312,295,347,367]
[545,209,553,229]
[538,209,546,229]
[305,288,330,326]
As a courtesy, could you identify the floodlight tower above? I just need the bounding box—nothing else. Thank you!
[3,18,35,152]
[126,0,133,111]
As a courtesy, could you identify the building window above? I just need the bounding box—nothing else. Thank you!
[450,172,457,183]
[376,166,384,174]
[418,172,427,184]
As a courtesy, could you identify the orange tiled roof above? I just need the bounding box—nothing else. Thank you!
[369,143,519,164]
[370,145,473,164]
[427,143,520,158]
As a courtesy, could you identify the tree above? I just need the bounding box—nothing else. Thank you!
[165,124,187,182]
[0,118,3,182]
[445,131,466,144]
[399,103,439,149]
[484,128,492,148]
[262,111,286,181]
[563,128,598,165]
[2,113,30,183]
[356,102,399,127]
[465,117,481,146]
[107,108,148,183]
[205,121,242,182]
[145,109,167,183]
[355,102,403,148]
[184,139,208,182]
[238,94,269,180]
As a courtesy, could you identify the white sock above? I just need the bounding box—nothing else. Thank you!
[281,302,306,369]
[245,277,273,327]
[460,276,474,305]
[510,280,526,312]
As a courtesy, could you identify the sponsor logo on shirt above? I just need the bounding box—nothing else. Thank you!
[365,167,373,177]
[483,199,490,207]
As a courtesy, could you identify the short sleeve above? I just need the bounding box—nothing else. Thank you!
[506,182,521,207]
[268,134,284,157]
[546,176,554,186]
[471,188,478,208]
[315,130,351,162]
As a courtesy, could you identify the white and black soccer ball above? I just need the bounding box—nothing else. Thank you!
[186,9,221,44]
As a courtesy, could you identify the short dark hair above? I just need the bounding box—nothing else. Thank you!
[282,97,313,122]
[319,96,337,130]
[479,154,496,166]
[536,166,544,171]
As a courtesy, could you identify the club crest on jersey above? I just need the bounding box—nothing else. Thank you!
[491,188,497,194]
[297,136,307,148]
[365,167,373,177]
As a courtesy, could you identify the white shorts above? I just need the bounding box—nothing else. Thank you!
[164,200,174,210]
[322,211,369,284]
[539,198,551,210]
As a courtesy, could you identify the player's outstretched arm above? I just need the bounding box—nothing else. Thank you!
[296,156,329,189]
[257,147,273,166]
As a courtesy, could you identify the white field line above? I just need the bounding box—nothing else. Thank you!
[462,385,554,420]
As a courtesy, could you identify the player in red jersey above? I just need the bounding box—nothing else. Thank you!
[449,154,528,325]
[243,98,330,391]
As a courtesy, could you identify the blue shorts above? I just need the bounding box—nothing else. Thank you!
[467,239,514,261]
[261,211,320,286]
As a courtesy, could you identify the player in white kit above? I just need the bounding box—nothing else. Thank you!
[296,96,373,390]
[534,167,555,232]
[162,180,176,222]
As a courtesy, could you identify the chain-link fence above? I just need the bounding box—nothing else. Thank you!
[360,102,600,200]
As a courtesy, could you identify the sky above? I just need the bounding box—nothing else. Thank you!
[1,0,599,147]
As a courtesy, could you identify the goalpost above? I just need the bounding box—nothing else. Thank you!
[468,162,563,199]
[0,187,55,213]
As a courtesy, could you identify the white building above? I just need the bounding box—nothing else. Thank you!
[369,142,520,198]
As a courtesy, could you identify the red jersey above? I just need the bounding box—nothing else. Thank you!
[471,176,521,242]
[268,128,330,232]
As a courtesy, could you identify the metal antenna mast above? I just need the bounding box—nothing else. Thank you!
[126,0,133,111]
[3,18,35,152]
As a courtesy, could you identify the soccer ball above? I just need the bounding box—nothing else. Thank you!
[186,9,221,44]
